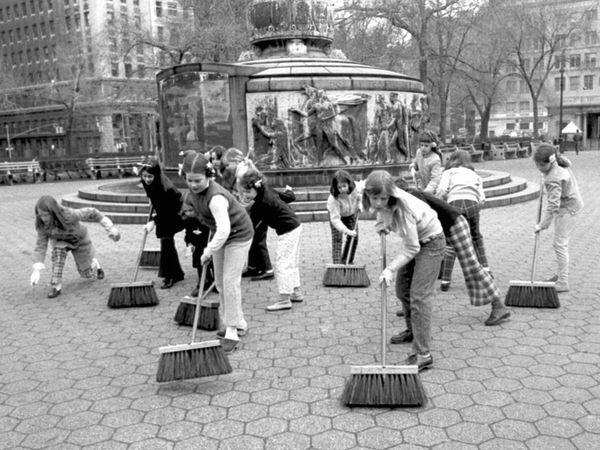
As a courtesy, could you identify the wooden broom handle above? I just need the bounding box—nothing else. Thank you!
[380,233,387,366]
[344,214,359,265]
[530,178,544,282]
[191,230,212,343]
[133,204,155,282]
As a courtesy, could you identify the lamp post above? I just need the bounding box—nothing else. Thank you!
[558,51,565,150]
[5,124,13,159]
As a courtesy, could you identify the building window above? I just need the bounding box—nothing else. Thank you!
[570,54,581,68]
[585,31,598,46]
[584,75,594,90]
[111,62,119,76]
[506,79,517,92]
[569,76,580,91]
[137,64,144,77]
[506,123,515,130]
[506,102,517,113]
[584,8,598,21]
[155,1,162,17]
[519,101,530,112]
[554,77,562,91]
[30,0,35,13]
[520,80,528,93]
[157,26,164,40]
[584,53,596,68]
[124,62,132,77]
[167,2,177,16]
[520,122,530,130]
[32,23,37,38]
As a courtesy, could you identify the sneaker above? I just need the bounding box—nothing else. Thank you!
[266,300,292,311]
[403,353,433,372]
[545,274,559,282]
[47,286,62,298]
[390,330,413,344]
[216,328,247,338]
[220,338,239,355]
[242,269,259,278]
[251,270,274,281]
[96,268,105,280]
[485,308,511,326]
[290,292,303,303]
[440,282,450,292]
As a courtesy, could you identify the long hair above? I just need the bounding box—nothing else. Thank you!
[139,157,179,202]
[223,147,245,165]
[34,195,70,232]
[238,168,265,195]
[533,143,570,168]
[362,170,408,232]
[330,170,356,197]
[445,149,475,170]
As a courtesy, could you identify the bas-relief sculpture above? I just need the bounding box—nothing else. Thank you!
[247,88,429,169]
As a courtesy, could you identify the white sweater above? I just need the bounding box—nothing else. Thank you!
[436,167,485,204]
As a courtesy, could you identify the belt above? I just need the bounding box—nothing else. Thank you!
[420,232,444,246]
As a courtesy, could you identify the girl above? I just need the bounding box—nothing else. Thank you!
[410,131,443,194]
[326,170,361,264]
[208,145,226,185]
[363,170,445,371]
[533,144,583,292]
[181,151,254,353]
[435,149,488,291]
[140,159,185,289]
[30,195,120,298]
[238,169,303,312]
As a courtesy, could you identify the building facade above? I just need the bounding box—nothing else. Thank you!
[484,0,600,149]
[0,0,192,160]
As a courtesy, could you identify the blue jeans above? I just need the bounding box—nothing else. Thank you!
[395,234,445,355]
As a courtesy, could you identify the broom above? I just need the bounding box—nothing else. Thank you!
[107,221,159,308]
[323,215,370,287]
[504,180,560,308]
[174,257,219,330]
[139,205,160,269]
[342,233,427,407]
[156,274,231,382]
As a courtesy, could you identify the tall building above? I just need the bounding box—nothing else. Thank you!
[0,0,192,159]
[484,0,599,149]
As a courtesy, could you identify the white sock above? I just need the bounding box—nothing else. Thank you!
[225,326,239,341]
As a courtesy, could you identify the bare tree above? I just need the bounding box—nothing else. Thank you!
[495,0,591,138]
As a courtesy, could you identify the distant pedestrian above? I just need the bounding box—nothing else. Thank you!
[363,170,445,372]
[326,170,362,264]
[533,144,583,292]
[30,195,120,298]
[238,168,303,312]
[140,158,185,289]
[182,151,254,353]
[435,149,489,291]
[410,130,443,194]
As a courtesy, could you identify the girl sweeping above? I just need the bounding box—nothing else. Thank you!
[410,131,443,194]
[238,168,303,312]
[435,149,488,291]
[533,144,583,292]
[326,170,362,264]
[363,170,445,372]
[182,151,254,353]
[30,195,121,298]
[140,159,185,289]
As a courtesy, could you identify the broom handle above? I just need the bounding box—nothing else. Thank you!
[380,233,387,367]
[344,214,358,265]
[133,204,155,282]
[530,179,544,282]
[191,230,212,343]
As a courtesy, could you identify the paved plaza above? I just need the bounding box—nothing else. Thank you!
[1,153,599,449]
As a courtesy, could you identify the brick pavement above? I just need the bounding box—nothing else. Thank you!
[0,153,599,449]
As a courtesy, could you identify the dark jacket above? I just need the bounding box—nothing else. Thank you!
[250,185,300,236]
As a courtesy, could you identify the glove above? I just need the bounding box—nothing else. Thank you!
[346,229,357,238]
[534,224,542,234]
[144,221,155,233]
[108,226,121,241]
[285,185,293,192]
[30,263,45,286]
[379,268,394,286]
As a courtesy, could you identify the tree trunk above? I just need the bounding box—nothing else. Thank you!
[479,104,491,140]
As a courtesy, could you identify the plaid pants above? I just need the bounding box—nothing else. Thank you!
[330,215,358,264]
[446,216,500,306]
[443,199,489,278]
[51,247,95,285]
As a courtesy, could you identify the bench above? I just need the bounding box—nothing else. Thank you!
[86,156,147,179]
[503,143,519,159]
[0,160,42,185]
[516,141,530,157]
[490,143,506,160]
[456,144,484,163]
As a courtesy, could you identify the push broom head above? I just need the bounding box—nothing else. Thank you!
[342,365,427,407]
[107,281,159,308]
[323,264,370,287]
[174,299,220,331]
[504,281,560,308]
[139,250,161,268]
[156,340,232,382]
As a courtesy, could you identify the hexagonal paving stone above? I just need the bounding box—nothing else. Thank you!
[57,411,103,430]
[535,417,583,438]
[311,429,356,450]
[173,435,219,450]
[446,422,493,445]
[289,415,331,435]
[246,417,288,438]
[112,423,159,443]
[419,408,462,428]
[502,403,546,422]
[19,428,69,450]
[400,425,447,448]
[227,403,268,422]
[66,424,114,446]
[186,405,226,424]
[219,434,265,450]
[101,409,145,428]
[201,419,244,440]
[269,400,309,420]
[492,419,538,441]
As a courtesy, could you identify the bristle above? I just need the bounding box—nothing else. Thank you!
[139,250,161,268]
[342,373,427,407]
[107,284,159,308]
[323,266,370,287]
[505,283,560,308]
[174,302,220,330]
[156,345,232,382]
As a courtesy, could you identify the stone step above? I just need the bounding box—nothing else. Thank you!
[61,169,540,224]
